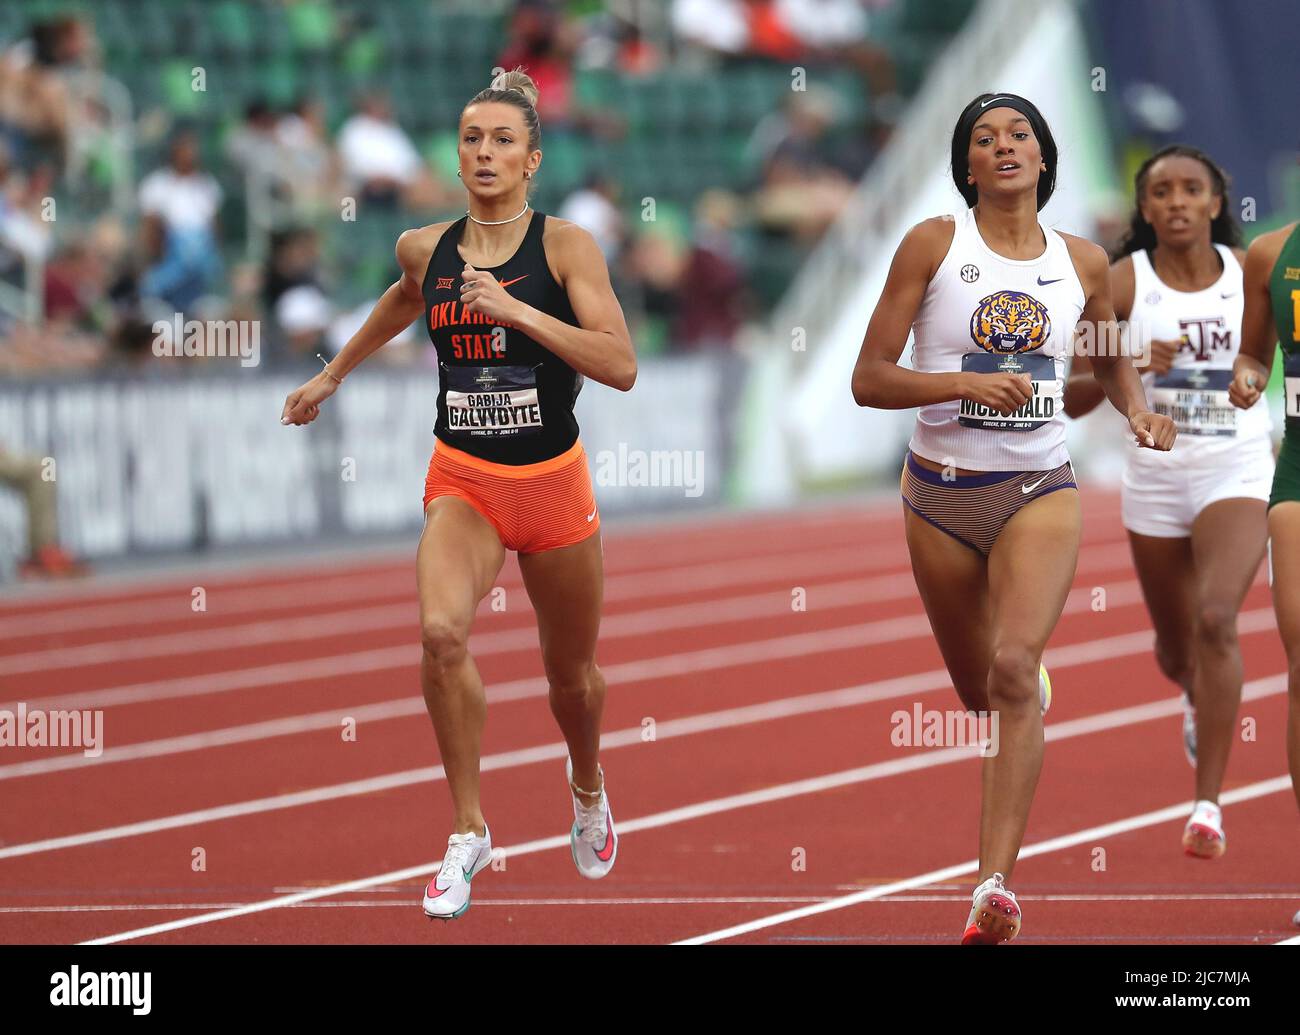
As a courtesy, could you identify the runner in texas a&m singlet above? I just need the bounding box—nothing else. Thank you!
[280,68,636,921]
[1228,217,1300,930]
[1064,147,1267,863]
[852,92,1175,945]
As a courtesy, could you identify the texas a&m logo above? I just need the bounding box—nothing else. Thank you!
[1176,316,1232,361]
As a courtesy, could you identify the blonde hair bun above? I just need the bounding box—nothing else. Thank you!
[490,67,540,109]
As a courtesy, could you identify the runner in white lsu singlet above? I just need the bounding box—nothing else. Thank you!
[853,93,1172,946]
[910,205,1084,473]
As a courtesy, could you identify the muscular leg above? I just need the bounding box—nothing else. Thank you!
[518,532,606,801]
[903,504,992,712]
[980,488,1081,882]
[1189,498,1269,803]
[1127,532,1198,701]
[417,497,506,836]
[1268,502,1300,814]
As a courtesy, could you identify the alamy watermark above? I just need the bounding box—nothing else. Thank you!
[50,967,150,1015]
[1071,314,1218,367]
[0,702,103,758]
[891,703,1000,756]
[152,315,260,367]
[594,444,704,498]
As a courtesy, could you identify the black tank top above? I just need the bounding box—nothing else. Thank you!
[422,210,583,465]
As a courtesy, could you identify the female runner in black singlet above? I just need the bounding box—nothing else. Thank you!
[281,68,636,920]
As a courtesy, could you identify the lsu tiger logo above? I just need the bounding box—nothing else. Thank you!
[969,290,1051,354]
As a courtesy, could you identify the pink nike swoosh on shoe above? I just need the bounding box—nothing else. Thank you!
[594,814,615,862]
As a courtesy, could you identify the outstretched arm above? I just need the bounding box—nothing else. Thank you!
[281,227,435,425]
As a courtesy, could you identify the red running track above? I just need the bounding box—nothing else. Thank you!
[0,491,1296,945]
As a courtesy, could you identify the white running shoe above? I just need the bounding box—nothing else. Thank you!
[961,872,1022,945]
[1183,799,1225,859]
[1038,663,1052,716]
[1182,694,1197,769]
[423,825,493,919]
[566,757,616,879]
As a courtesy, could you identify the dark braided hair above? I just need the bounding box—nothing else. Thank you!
[1113,145,1242,260]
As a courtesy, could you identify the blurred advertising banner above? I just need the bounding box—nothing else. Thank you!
[0,353,729,576]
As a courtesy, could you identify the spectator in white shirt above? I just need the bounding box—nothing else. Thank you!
[137,130,222,311]
[336,93,424,208]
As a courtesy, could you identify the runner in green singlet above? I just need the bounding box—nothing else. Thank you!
[1228,219,1300,929]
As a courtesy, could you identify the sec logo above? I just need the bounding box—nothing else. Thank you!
[960,264,980,283]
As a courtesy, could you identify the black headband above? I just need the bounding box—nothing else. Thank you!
[957,94,1047,149]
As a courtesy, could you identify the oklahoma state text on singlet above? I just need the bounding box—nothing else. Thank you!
[422,210,584,465]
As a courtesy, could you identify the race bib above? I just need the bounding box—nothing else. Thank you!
[443,364,543,438]
[958,352,1059,431]
[1151,368,1236,437]
[1286,353,1300,433]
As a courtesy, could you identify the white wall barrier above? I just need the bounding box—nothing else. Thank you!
[0,353,727,575]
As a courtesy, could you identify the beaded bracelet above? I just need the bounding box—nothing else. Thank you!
[317,353,343,384]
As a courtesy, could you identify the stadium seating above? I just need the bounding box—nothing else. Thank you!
[3,0,976,307]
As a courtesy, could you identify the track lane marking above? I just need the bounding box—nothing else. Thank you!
[674,775,1295,944]
[72,671,1288,944]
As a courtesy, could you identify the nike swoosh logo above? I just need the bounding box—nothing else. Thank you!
[979,97,1007,109]
[586,508,598,522]
[1021,474,1050,494]
[1036,276,1064,285]
[428,844,484,895]
[594,816,615,862]
[498,275,529,289]
[1221,292,1237,298]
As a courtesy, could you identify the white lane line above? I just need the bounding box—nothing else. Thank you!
[3,897,837,913]
[1,537,1138,670]
[73,671,1288,945]
[0,520,901,641]
[0,505,861,611]
[1,542,905,685]
[0,578,1161,779]
[11,892,1299,914]
[0,537,1122,674]
[7,544,1151,715]
[0,565,911,677]
[673,775,1295,945]
[0,572,413,641]
[0,498,1122,622]
[3,623,1282,856]
[0,500,1031,627]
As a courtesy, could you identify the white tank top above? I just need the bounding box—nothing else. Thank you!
[1123,244,1270,466]
[908,208,1085,471]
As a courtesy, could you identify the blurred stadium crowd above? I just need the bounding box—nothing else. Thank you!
[0,0,975,377]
